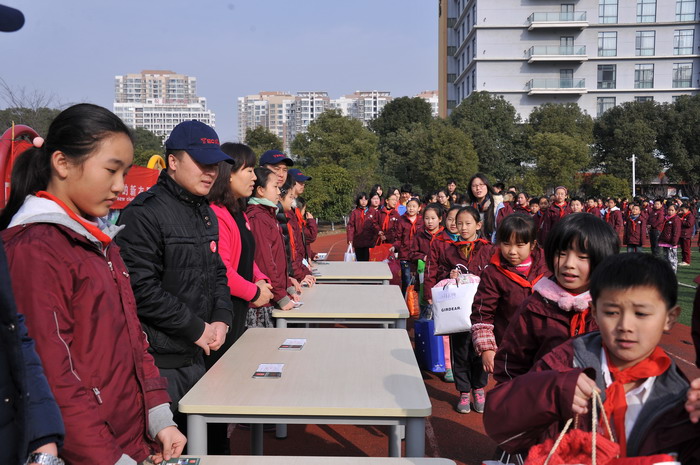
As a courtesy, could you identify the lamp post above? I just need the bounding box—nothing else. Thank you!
[631,154,636,198]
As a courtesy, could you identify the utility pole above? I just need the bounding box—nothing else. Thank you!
[631,154,636,198]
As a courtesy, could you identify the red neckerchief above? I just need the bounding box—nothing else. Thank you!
[427,226,444,245]
[36,191,112,248]
[453,237,488,263]
[555,202,567,218]
[680,212,690,223]
[516,204,531,213]
[408,215,418,239]
[382,207,394,231]
[489,251,543,290]
[602,346,671,456]
[605,210,611,222]
[295,208,306,229]
[629,215,640,232]
[286,223,297,260]
[569,309,589,337]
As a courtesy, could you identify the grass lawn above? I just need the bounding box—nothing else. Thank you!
[629,247,698,327]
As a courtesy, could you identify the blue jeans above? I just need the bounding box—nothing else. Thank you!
[400,260,412,295]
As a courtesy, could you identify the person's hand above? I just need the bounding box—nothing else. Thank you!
[449,269,460,279]
[572,373,599,415]
[378,231,386,240]
[290,277,302,294]
[194,322,216,355]
[427,299,432,305]
[306,211,314,219]
[302,275,315,287]
[208,322,228,351]
[29,443,59,465]
[290,292,301,302]
[151,426,187,463]
[482,350,496,373]
[280,300,295,311]
[252,281,274,307]
[686,377,700,423]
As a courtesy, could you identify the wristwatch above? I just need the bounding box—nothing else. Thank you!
[25,453,65,465]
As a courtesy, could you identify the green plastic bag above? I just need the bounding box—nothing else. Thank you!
[417,259,426,304]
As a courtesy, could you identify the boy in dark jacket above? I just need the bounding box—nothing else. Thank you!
[623,203,647,253]
[648,199,665,258]
[679,203,695,266]
[116,121,234,423]
[485,253,700,460]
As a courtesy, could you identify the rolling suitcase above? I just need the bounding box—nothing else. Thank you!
[414,317,446,372]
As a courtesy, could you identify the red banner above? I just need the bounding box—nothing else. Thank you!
[113,165,160,209]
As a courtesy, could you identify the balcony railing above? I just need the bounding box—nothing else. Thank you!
[527,78,587,94]
[527,45,588,62]
[527,11,588,29]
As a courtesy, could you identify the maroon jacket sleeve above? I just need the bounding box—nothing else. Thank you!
[424,240,444,301]
[249,213,290,304]
[493,296,541,384]
[305,217,318,243]
[672,216,682,245]
[484,367,583,453]
[347,209,357,243]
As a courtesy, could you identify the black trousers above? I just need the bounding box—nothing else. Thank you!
[355,246,370,262]
[158,356,207,437]
[649,229,661,257]
[449,331,488,393]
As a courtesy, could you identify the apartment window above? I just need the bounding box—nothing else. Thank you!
[597,64,617,89]
[635,96,654,102]
[600,0,618,23]
[674,29,694,55]
[472,70,476,90]
[635,31,655,56]
[673,62,693,87]
[472,38,476,58]
[457,57,462,73]
[635,64,654,88]
[598,32,617,56]
[457,85,461,102]
[597,97,616,116]
[466,46,470,64]
[561,36,574,54]
[466,75,471,96]
[637,0,656,22]
[472,5,476,25]
[561,4,574,20]
[560,69,574,88]
[676,0,696,21]
[466,14,470,33]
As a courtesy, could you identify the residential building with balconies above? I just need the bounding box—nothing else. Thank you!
[438,0,700,118]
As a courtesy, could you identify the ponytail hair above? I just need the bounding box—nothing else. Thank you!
[0,103,132,229]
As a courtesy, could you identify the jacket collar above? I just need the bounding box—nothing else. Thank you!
[158,170,208,207]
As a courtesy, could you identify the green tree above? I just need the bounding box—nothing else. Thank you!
[449,91,525,181]
[131,127,163,167]
[368,96,433,138]
[244,126,283,155]
[529,132,591,191]
[584,174,630,199]
[0,107,60,138]
[291,110,380,192]
[526,103,594,145]
[658,94,700,186]
[301,165,355,222]
[381,120,478,194]
[593,100,665,182]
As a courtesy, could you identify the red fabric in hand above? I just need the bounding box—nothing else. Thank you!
[524,429,620,465]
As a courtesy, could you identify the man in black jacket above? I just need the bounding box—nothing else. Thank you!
[116,121,234,427]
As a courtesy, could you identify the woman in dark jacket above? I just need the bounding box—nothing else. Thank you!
[467,173,497,242]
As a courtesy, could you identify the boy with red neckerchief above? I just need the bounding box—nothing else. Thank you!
[538,186,571,244]
[679,203,695,266]
[485,253,700,460]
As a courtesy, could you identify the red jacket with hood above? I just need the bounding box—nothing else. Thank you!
[471,247,549,355]
[246,201,295,308]
[347,206,380,248]
[1,196,172,465]
[493,277,597,384]
[485,332,700,460]
[660,214,682,246]
[605,207,624,235]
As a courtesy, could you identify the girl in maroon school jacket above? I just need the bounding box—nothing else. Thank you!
[537,186,571,245]
[623,203,647,252]
[425,206,461,303]
[347,192,380,262]
[409,203,445,266]
[378,193,402,244]
[604,198,624,236]
[493,213,619,384]
[471,214,549,373]
[393,198,423,263]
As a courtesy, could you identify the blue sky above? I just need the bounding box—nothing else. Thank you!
[1,1,438,141]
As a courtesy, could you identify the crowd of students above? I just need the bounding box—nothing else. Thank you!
[4,103,700,464]
[347,176,700,460]
[2,106,320,465]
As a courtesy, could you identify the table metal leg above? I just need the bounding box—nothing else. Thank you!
[186,414,208,454]
[382,279,390,285]
[396,319,407,329]
[404,417,426,457]
[382,323,389,329]
[388,424,401,457]
[276,423,287,439]
[251,424,264,455]
[276,318,287,328]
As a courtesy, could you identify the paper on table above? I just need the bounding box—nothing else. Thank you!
[279,338,306,350]
[253,363,284,378]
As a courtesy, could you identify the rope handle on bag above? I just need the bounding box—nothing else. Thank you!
[543,391,616,465]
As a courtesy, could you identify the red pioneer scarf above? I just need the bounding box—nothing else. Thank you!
[489,251,543,290]
[602,346,671,456]
[36,191,112,248]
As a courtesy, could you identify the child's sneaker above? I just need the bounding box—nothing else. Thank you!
[456,392,470,413]
[472,388,486,413]
[680,262,691,266]
[443,368,454,383]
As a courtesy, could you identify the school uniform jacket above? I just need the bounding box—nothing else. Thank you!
[485,332,700,460]
[605,207,624,236]
[285,210,312,280]
[435,239,494,280]
[246,203,294,308]
[660,215,682,246]
[2,197,172,465]
[649,208,665,232]
[493,280,598,384]
[303,216,318,259]
[409,228,444,263]
[538,203,571,244]
[623,215,647,246]
[424,231,456,301]
[347,207,380,249]
[470,248,549,355]
[378,206,401,244]
[680,212,695,239]
[495,202,514,228]
[514,204,532,215]
[393,215,424,261]
[585,206,601,218]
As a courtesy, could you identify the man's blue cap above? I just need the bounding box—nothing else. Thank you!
[0,5,24,32]
[165,120,233,165]
[260,150,294,167]
[289,168,311,182]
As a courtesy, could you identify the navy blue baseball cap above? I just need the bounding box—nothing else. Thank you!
[260,150,294,167]
[289,168,311,182]
[0,5,24,32]
[165,120,233,165]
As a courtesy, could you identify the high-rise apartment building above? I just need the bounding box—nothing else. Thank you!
[237,92,295,148]
[438,0,700,118]
[288,91,332,142]
[113,70,215,138]
[416,90,440,116]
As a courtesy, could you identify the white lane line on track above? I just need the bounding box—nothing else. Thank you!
[424,416,439,457]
